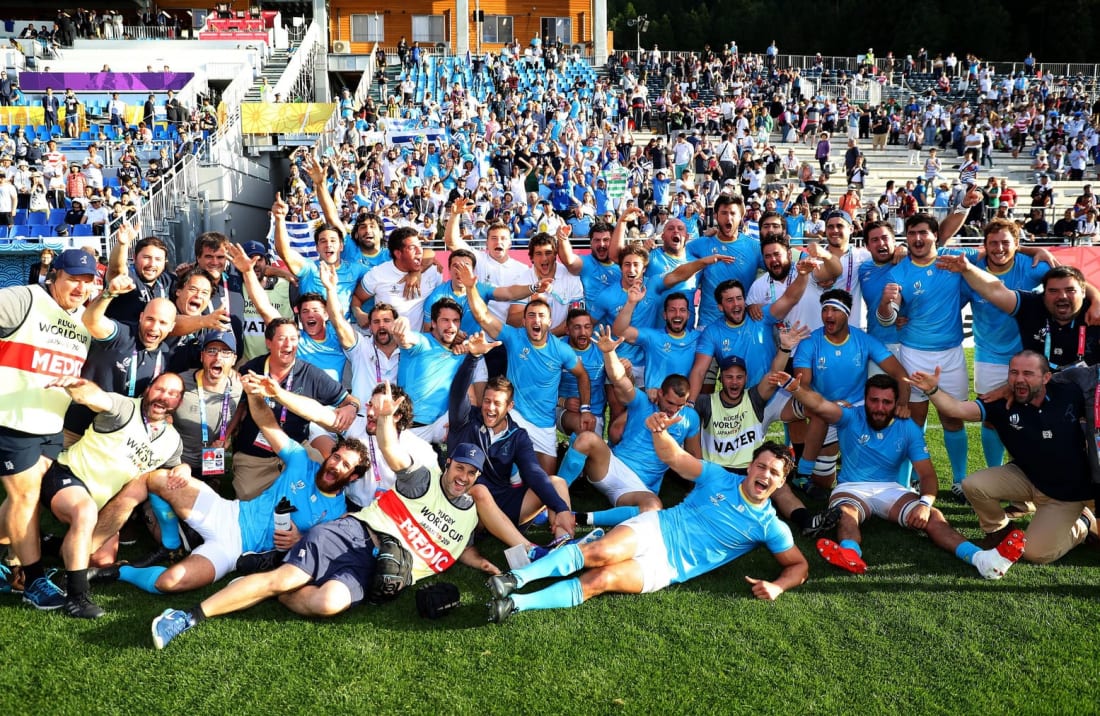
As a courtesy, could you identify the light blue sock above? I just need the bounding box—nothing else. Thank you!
[510,577,584,613]
[797,458,815,476]
[558,446,586,486]
[980,425,1005,468]
[512,544,585,588]
[839,539,862,557]
[944,428,969,484]
[149,494,181,550]
[588,506,640,526]
[118,565,166,594]
[955,541,981,565]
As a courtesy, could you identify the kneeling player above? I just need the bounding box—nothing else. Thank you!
[485,430,809,623]
[778,372,1026,578]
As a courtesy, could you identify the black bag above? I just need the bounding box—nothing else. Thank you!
[415,582,461,619]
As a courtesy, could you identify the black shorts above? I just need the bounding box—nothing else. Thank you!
[284,516,377,607]
[39,461,87,508]
[0,426,64,478]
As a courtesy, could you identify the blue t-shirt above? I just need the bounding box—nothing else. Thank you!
[578,254,621,308]
[340,241,391,272]
[646,248,695,297]
[658,463,793,585]
[238,441,347,553]
[397,331,466,423]
[296,323,347,384]
[967,257,1049,364]
[886,248,979,351]
[635,327,701,391]
[500,325,579,428]
[835,406,929,485]
[687,234,766,328]
[422,281,496,335]
[558,338,607,416]
[695,308,780,387]
[792,326,893,404]
[296,259,368,320]
[591,280,664,368]
[615,390,700,490]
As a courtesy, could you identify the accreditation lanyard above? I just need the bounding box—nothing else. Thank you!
[196,374,232,446]
[128,350,163,398]
[1043,319,1086,368]
[366,434,384,498]
[263,358,294,427]
[843,249,854,293]
[371,342,398,383]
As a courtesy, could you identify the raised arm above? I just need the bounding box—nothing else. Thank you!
[241,371,338,436]
[243,386,291,455]
[317,260,356,350]
[444,196,475,252]
[935,253,1019,314]
[609,206,644,263]
[106,222,138,282]
[937,186,984,246]
[45,376,114,414]
[227,243,280,324]
[610,282,644,343]
[769,371,843,424]
[452,260,503,338]
[84,273,134,340]
[769,258,816,320]
[270,192,306,275]
[757,322,811,403]
[645,411,702,479]
[302,150,348,236]
[595,324,635,404]
[373,382,412,472]
[664,252,734,288]
[555,225,583,275]
[907,366,983,421]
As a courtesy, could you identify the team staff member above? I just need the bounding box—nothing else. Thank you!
[151,383,489,648]
[37,373,185,618]
[910,352,1099,564]
[104,229,175,324]
[64,273,176,444]
[0,249,95,608]
[170,331,242,488]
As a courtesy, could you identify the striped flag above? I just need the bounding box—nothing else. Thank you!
[264,216,321,260]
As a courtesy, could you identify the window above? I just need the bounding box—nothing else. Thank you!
[354,14,389,43]
[482,15,513,44]
[412,15,445,44]
[540,17,572,45]
[350,14,384,43]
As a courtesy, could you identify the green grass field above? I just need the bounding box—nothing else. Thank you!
[3,366,1100,714]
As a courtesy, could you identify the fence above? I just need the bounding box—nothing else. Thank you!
[118,26,185,41]
[105,151,200,262]
[274,20,323,103]
[316,43,376,158]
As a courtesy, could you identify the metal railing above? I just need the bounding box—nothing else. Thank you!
[203,61,257,165]
[274,20,323,103]
[117,25,184,41]
[106,151,200,259]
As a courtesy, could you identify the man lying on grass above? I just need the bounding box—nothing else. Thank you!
[485,429,809,624]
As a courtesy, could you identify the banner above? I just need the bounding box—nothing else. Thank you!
[241,103,336,134]
[16,73,194,92]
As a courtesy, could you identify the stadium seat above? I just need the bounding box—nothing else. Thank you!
[10,224,33,237]
[26,212,46,226]
[48,209,67,225]
[71,223,93,237]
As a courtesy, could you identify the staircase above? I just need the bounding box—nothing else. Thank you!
[243,48,292,102]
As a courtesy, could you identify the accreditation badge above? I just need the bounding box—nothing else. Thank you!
[202,447,226,475]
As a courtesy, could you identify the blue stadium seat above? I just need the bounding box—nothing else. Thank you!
[48,208,67,224]
[13,210,27,225]
[71,223,93,237]
[26,212,47,226]
[10,224,33,237]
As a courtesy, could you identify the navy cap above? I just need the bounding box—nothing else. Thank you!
[241,241,267,259]
[822,208,853,225]
[449,442,486,471]
[718,354,748,372]
[202,329,237,353]
[53,249,98,277]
